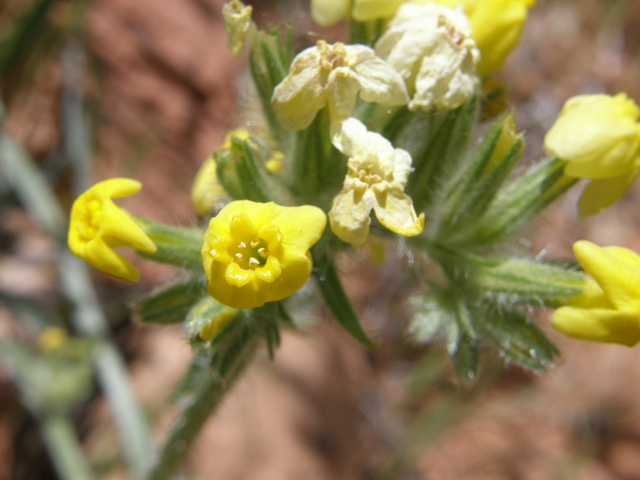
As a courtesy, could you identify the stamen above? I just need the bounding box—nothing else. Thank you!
[250,240,260,248]
[258,248,267,258]
[235,253,243,260]
[249,257,260,266]
[239,242,247,248]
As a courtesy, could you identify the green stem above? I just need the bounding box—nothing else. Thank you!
[147,317,263,480]
[40,415,95,480]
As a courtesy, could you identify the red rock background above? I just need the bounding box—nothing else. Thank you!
[2,0,640,479]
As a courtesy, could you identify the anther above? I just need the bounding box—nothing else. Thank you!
[235,253,243,260]
[250,240,260,248]
[239,242,247,249]
[249,257,260,266]
[258,248,267,258]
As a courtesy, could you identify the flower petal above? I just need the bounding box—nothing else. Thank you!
[577,174,636,219]
[552,306,640,347]
[84,237,141,282]
[573,240,640,311]
[372,188,425,237]
[329,189,376,246]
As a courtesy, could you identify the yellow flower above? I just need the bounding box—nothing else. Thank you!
[310,0,405,25]
[68,179,157,282]
[352,0,406,21]
[310,0,349,26]
[544,93,640,218]
[191,129,250,215]
[551,240,640,347]
[201,201,326,309]
[222,0,255,57]
[271,40,408,132]
[375,2,480,112]
[329,118,424,246]
[427,0,534,75]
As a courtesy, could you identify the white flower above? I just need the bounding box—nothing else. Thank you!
[329,118,424,246]
[271,41,409,132]
[375,2,480,112]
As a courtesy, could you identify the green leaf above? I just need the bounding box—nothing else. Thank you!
[215,137,283,204]
[134,279,207,325]
[453,156,577,247]
[481,309,559,372]
[472,257,587,307]
[453,335,479,382]
[406,96,480,211]
[137,219,205,272]
[311,244,376,348]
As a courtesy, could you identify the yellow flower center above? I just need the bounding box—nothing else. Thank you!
[348,160,393,195]
[318,40,348,70]
[217,213,284,288]
[76,198,102,242]
[229,235,269,270]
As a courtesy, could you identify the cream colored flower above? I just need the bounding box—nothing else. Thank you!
[222,0,255,57]
[271,41,409,132]
[375,2,480,112]
[329,118,424,246]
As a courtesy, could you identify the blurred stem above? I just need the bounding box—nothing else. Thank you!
[147,320,263,480]
[62,37,92,195]
[0,117,153,479]
[41,414,95,480]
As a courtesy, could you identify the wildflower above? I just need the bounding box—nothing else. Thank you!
[271,40,408,132]
[222,0,255,57]
[551,241,640,347]
[544,93,640,218]
[191,129,250,215]
[310,0,405,25]
[68,178,157,282]
[430,0,535,76]
[201,200,326,309]
[329,118,424,246]
[375,2,480,112]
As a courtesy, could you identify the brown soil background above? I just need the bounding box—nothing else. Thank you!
[3,0,640,479]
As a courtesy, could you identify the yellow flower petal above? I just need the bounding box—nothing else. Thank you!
[551,240,640,347]
[552,307,640,347]
[352,0,406,22]
[329,189,377,247]
[311,0,349,26]
[372,188,425,237]
[573,241,640,311]
[68,178,156,282]
[577,174,636,219]
[201,201,326,309]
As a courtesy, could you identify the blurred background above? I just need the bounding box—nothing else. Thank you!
[2,0,640,478]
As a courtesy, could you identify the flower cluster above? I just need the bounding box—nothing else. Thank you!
[66,0,640,365]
